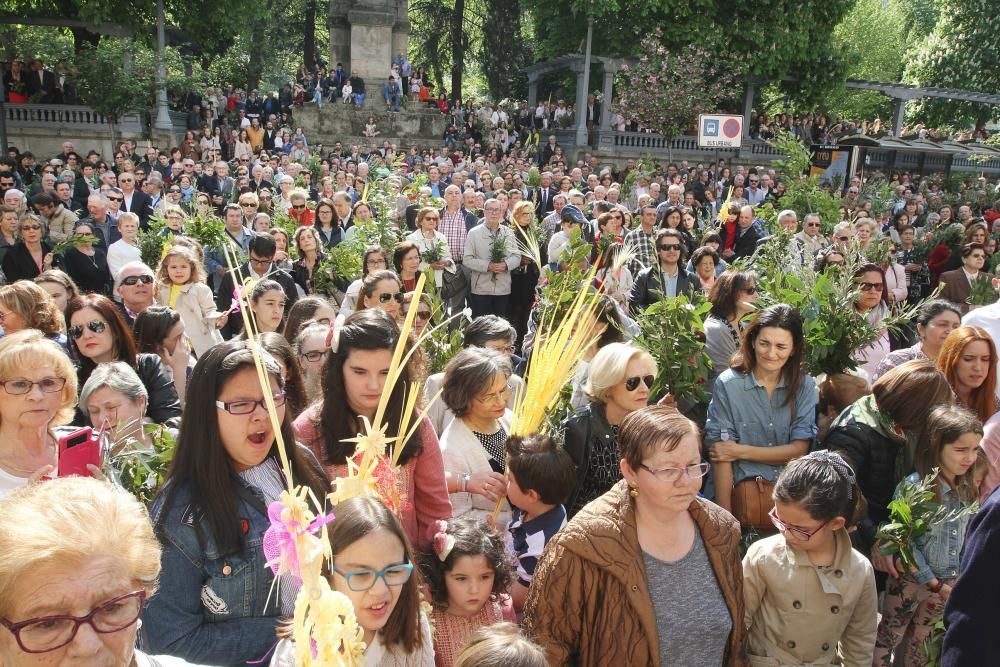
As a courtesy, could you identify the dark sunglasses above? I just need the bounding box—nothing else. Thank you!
[859,281,884,292]
[107,197,123,202]
[658,244,682,252]
[624,375,655,392]
[292,204,306,210]
[378,292,404,304]
[68,319,106,340]
[742,286,758,295]
[120,274,154,286]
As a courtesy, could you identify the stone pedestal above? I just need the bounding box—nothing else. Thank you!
[329,0,409,85]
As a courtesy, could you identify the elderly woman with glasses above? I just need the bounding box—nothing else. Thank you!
[0,330,80,497]
[525,406,745,667]
[439,347,514,525]
[561,342,657,517]
[0,476,209,666]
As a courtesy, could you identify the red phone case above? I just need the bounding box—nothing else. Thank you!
[58,427,101,477]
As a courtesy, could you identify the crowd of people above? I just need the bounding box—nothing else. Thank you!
[2,104,1000,667]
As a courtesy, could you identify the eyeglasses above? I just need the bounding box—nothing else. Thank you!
[741,286,758,295]
[169,188,181,194]
[858,282,884,292]
[120,274,154,286]
[411,310,431,321]
[19,224,42,232]
[301,349,329,363]
[640,461,711,483]
[624,374,654,391]
[107,197,123,202]
[0,590,145,654]
[0,376,67,396]
[249,256,272,267]
[367,259,387,267]
[68,319,106,340]
[805,222,820,227]
[241,202,259,208]
[768,507,829,541]
[658,244,682,252]
[476,383,512,404]
[216,391,287,415]
[331,562,413,592]
[837,235,851,241]
[378,291,404,304]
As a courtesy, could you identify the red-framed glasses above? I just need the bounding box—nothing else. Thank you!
[1,590,146,654]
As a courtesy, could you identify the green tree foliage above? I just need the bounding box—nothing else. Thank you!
[479,0,530,100]
[529,0,855,106]
[72,40,153,146]
[903,0,1000,127]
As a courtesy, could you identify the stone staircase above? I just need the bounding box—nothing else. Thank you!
[294,101,449,151]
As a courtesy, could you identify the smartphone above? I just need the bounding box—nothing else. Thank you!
[58,427,101,478]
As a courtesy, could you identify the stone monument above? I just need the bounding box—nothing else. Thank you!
[328,0,409,83]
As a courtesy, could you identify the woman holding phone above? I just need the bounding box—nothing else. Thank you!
[0,329,80,497]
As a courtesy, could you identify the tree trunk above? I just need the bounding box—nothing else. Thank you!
[304,0,317,70]
[449,0,465,103]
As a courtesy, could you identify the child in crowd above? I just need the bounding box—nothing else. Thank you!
[247,278,287,334]
[504,433,574,612]
[453,623,548,667]
[422,518,515,667]
[364,116,380,138]
[342,79,353,104]
[546,210,583,269]
[155,245,226,356]
[270,496,434,666]
[873,405,982,666]
[742,450,878,666]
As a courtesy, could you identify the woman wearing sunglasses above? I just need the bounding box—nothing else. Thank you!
[143,340,330,664]
[1,214,53,283]
[704,304,817,520]
[66,294,181,425]
[358,269,404,320]
[852,263,892,379]
[562,342,657,517]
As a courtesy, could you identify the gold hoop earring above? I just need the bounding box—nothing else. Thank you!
[629,483,639,498]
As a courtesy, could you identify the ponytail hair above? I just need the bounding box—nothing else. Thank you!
[773,450,866,528]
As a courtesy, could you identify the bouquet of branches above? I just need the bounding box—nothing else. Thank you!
[137,216,169,268]
[876,469,978,572]
[488,231,509,282]
[51,233,100,257]
[103,421,177,507]
[420,239,447,264]
[966,275,1000,307]
[526,165,541,188]
[269,212,301,260]
[532,228,593,325]
[184,212,230,252]
[635,294,713,403]
[863,236,895,268]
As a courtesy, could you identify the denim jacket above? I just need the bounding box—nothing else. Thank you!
[704,369,818,484]
[142,479,281,666]
[898,472,976,584]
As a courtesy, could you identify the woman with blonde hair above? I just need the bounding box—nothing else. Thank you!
[561,342,657,516]
[0,476,204,665]
[0,280,67,348]
[0,330,79,496]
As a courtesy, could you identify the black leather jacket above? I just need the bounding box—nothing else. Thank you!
[561,401,617,515]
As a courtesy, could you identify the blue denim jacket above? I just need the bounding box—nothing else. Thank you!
[141,480,281,666]
[898,472,976,584]
[704,369,818,484]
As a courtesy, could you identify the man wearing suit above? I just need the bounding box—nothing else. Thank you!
[585,94,601,130]
[720,205,763,261]
[262,121,279,151]
[215,233,299,338]
[26,59,56,103]
[531,172,557,219]
[630,228,699,312]
[939,243,992,316]
[118,172,153,228]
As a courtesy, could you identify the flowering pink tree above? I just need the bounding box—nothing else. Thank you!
[615,30,743,138]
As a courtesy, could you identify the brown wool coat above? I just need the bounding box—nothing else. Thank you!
[523,480,748,667]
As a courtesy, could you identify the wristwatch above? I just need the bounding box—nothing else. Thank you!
[461,473,471,493]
